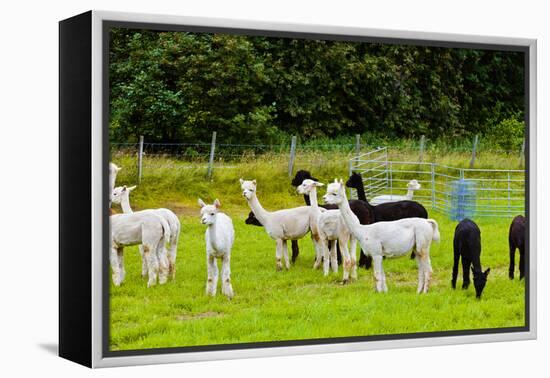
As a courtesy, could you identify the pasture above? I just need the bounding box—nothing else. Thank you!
[109,150,525,351]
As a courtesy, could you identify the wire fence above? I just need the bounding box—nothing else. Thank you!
[112,133,526,181]
[349,147,525,219]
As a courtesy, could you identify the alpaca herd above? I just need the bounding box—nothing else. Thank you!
[109,164,526,300]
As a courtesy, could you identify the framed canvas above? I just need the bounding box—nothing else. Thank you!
[59,10,537,368]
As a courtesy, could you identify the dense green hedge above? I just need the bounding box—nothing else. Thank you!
[109,29,525,145]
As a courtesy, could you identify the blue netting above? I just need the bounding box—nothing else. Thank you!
[450,179,476,221]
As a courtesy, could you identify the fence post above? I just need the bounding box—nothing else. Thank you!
[348,159,353,199]
[431,163,435,210]
[207,131,217,179]
[519,138,525,167]
[137,135,144,183]
[419,135,425,162]
[288,135,297,177]
[469,134,479,168]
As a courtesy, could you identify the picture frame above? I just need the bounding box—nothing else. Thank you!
[59,10,537,368]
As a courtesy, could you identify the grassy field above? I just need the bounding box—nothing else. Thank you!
[109,150,526,351]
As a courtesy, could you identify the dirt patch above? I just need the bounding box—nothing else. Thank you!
[165,202,199,217]
[176,311,223,321]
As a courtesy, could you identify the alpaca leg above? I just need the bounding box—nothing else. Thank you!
[330,240,339,273]
[144,244,160,288]
[139,245,148,279]
[117,248,125,283]
[321,238,331,276]
[221,254,234,299]
[509,242,516,280]
[452,240,460,289]
[168,232,179,280]
[372,255,385,293]
[282,240,290,270]
[206,254,218,296]
[312,236,323,270]
[157,244,169,285]
[350,238,358,280]
[339,238,352,284]
[415,254,425,294]
[110,247,122,286]
[461,258,471,289]
[421,250,432,293]
[291,240,299,263]
[519,247,525,280]
[275,239,284,271]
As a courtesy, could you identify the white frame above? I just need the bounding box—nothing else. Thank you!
[90,10,537,368]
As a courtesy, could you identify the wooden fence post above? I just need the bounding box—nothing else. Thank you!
[207,131,217,179]
[519,138,525,167]
[137,135,144,183]
[419,135,425,162]
[469,134,479,168]
[288,136,297,177]
[355,134,361,159]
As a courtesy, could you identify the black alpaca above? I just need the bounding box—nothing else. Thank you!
[245,211,301,263]
[345,172,427,267]
[508,215,526,280]
[292,170,373,265]
[452,218,490,298]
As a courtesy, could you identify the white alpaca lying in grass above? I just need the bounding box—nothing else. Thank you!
[112,185,180,281]
[110,211,170,287]
[324,179,439,293]
[199,199,235,299]
[240,179,311,271]
[370,179,421,205]
[297,179,358,282]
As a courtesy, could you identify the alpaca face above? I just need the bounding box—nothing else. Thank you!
[199,198,221,225]
[323,181,344,205]
[473,268,490,298]
[345,172,362,189]
[407,179,421,190]
[111,185,136,205]
[240,179,257,200]
[297,179,323,195]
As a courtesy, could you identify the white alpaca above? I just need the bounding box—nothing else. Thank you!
[199,199,235,299]
[240,179,311,271]
[110,211,170,287]
[297,179,358,282]
[112,185,180,281]
[324,179,440,293]
[109,163,121,206]
[370,179,421,205]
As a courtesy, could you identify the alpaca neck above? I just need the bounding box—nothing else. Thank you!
[405,189,415,199]
[471,255,482,274]
[308,187,320,213]
[247,193,270,225]
[120,193,134,214]
[303,194,311,206]
[355,181,367,202]
[337,190,362,235]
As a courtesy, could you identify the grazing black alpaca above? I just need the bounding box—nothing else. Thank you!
[345,172,427,267]
[508,215,526,280]
[292,170,373,265]
[452,218,490,298]
[245,211,300,263]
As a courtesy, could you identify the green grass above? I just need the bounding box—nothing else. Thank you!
[109,150,525,351]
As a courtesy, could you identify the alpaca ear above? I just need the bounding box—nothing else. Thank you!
[214,199,221,208]
[484,268,491,276]
[115,166,122,172]
[315,182,324,187]
[121,185,127,192]
[239,178,244,185]
[198,198,206,208]
[127,185,137,191]
[252,179,257,185]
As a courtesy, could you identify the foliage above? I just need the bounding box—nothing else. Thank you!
[489,114,525,151]
[109,29,525,144]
